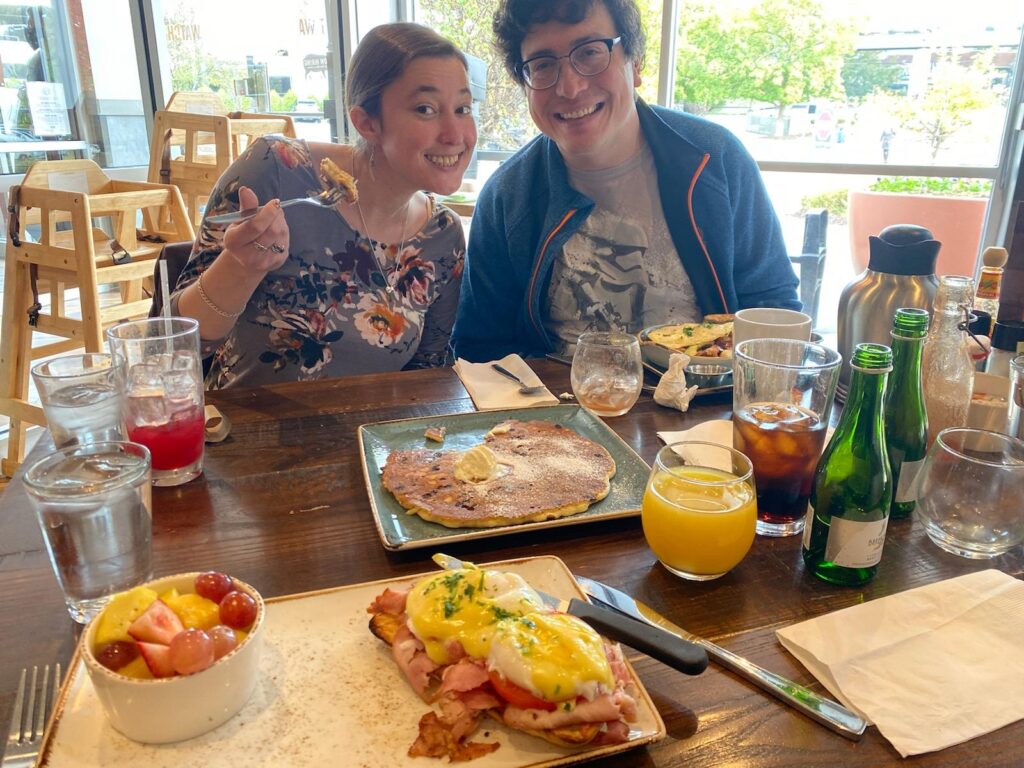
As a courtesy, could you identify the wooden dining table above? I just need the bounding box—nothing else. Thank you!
[0,358,1021,766]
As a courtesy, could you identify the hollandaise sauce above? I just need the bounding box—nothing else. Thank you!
[405,566,614,703]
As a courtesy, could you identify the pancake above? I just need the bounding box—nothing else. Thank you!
[381,420,616,528]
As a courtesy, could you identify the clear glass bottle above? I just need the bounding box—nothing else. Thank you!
[884,309,929,520]
[922,276,975,447]
[803,343,893,586]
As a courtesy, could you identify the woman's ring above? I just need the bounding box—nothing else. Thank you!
[252,240,269,253]
[270,243,286,255]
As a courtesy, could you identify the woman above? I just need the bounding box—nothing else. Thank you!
[172,23,477,388]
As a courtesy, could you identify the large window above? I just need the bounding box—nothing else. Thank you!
[0,0,145,174]
[670,0,1024,330]
[157,0,339,142]
[0,0,1019,333]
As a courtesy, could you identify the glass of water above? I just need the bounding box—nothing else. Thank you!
[915,427,1024,559]
[570,332,643,417]
[23,441,153,623]
[31,353,125,447]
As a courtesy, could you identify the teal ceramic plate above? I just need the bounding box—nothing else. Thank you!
[358,405,650,551]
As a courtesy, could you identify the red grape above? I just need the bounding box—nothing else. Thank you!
[219,591,258,630]
[209,625,238,659]
[194,571,235,603]
[95,640,139,672]
[169,629,215,675]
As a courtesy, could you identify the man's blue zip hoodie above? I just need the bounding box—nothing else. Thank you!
[452,100,801,362]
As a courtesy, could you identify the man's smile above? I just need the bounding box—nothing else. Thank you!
[556,102,604,121]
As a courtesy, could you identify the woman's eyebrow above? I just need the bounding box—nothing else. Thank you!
[408,85,472,98]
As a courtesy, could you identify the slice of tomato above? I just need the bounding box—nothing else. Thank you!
[488,670,557,711]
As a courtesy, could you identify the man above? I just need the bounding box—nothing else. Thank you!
[452,0,800,361]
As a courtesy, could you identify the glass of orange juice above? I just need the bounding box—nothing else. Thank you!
[642,442,757,581]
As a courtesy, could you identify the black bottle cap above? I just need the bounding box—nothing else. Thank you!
[991,320,1024,351]
[968,310,991,336]
[867,224,941,276]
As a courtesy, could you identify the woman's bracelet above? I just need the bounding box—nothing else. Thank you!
[197,271,244,320]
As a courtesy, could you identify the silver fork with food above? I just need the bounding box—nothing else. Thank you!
[205,158,357,225]
[4,663,62,768]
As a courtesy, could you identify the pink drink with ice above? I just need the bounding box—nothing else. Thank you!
[127,403,205,472]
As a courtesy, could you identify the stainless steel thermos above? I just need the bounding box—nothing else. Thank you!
[836,224,940,400]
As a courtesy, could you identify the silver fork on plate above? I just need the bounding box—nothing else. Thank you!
[205,185,349,225]
[4,664,62,768]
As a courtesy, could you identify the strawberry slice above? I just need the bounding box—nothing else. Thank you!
[128,599,185,645]
[136,641,176,678]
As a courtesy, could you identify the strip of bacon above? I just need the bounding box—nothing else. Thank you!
[409,712,500,762]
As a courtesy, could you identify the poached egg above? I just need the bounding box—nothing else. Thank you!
[404,566,614,704]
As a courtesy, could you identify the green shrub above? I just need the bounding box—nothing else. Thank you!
[868,177,991,197]
[800,189,848,218]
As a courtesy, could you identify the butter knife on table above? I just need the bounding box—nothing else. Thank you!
[576,576,868,741]
[432,554,708,676]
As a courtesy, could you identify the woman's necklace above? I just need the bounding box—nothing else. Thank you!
[349,151,412,296]
[353,196,410,296]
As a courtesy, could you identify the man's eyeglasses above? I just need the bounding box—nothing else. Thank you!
[518,37,622,90]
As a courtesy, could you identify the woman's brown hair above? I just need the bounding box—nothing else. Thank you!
[345,22,469,121]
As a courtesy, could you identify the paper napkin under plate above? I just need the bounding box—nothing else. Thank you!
[777,569,1024,757]
[453,355,559,411]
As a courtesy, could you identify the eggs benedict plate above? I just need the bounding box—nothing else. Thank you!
[367,557,665,762]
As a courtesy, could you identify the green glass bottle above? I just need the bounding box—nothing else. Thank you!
[803,343,893,586]
[883,308,929,519]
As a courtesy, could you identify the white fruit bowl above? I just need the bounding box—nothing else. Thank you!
[81,572,265,744]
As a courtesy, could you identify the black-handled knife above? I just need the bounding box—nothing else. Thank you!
[577,575,867,741]
[565,597,708,676]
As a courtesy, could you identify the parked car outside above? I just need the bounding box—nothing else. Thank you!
[294,99,320,123]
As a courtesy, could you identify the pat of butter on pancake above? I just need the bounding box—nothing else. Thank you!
[454,445,499,483]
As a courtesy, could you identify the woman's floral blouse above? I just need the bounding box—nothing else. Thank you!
[171,136,465,389]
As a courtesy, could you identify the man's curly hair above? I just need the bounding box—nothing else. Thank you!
[492,0,646,85]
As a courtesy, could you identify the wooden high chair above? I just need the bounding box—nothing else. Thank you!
[147,91,298,227]
[0,159,194,475]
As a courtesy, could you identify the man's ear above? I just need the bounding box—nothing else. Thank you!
[349,105,381,145]
[631,58,642,88]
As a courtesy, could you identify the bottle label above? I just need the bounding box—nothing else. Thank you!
[825,515,889,568]
[976,272,1002,300]
[895,458,925,502]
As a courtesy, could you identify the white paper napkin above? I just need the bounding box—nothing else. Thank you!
[653,352,699,412]
[658,419,734,448]
[453,355,559,411]
[777,570,1024,757]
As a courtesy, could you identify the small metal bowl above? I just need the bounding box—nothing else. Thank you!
[685,363,733,389]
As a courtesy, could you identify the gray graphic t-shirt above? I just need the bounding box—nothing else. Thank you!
[544,144,699,354]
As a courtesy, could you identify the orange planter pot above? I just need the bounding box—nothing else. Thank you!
[848,190,989,276]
